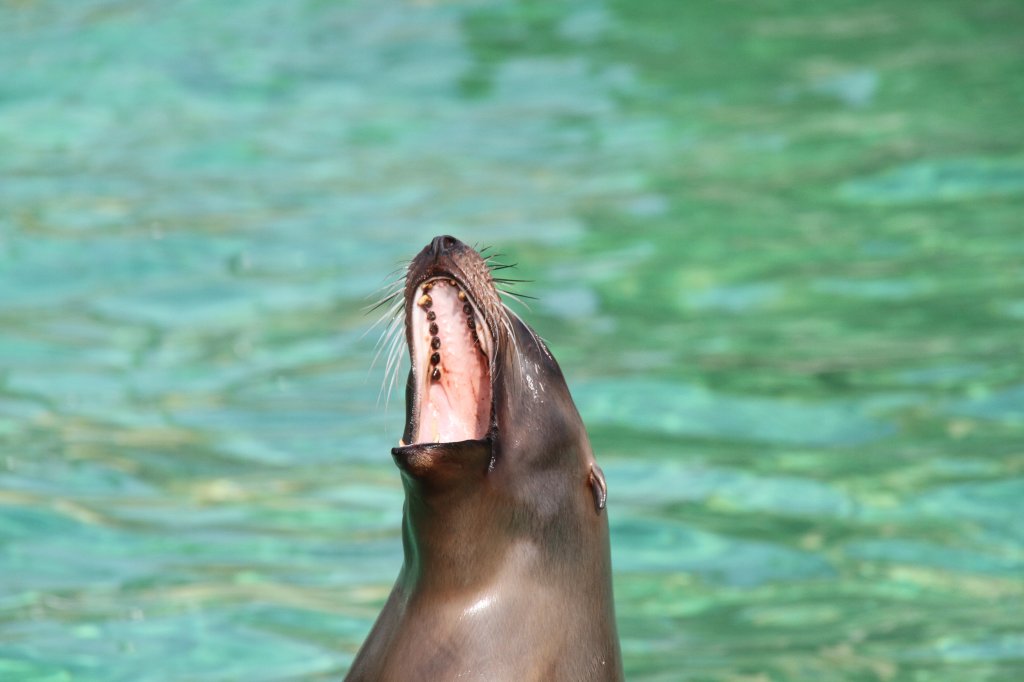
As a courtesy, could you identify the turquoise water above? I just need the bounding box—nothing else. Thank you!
[2,0,1023,680]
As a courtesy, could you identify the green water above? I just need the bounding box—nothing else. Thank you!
[2,0,1022,680]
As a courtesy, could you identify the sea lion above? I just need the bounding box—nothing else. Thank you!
[346,236,622,682]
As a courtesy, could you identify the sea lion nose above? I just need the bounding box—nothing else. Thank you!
[429,235,459,259]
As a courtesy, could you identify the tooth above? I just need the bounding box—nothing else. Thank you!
[399,439,407,446]
[457,290,467,301]
[418,294,432,308]
[480,329,490,357]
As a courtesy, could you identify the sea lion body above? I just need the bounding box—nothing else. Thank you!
[346,237,622,681]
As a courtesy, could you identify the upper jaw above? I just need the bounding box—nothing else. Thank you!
[412,274,494,360]
[401,266,497,448]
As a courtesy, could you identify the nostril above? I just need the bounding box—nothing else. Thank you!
[429,235,459,258]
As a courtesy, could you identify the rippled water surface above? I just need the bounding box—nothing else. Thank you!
[2,1,1023,680]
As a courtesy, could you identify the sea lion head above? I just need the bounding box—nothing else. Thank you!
[388,236,599,505]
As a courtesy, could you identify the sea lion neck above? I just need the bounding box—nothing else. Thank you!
[392,439,506,590]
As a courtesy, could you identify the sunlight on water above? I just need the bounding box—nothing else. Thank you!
[1,0,1022,680]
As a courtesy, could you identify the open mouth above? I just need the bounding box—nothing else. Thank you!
[407,275,493,445]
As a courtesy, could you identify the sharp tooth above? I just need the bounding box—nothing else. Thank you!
[477,325,487,354]
[399,438,407,447]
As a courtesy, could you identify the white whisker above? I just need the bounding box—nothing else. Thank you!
[364,298,404,341]
[506,306,544,352]
[498,289,532,312]
[381,325,407,409]
[365,275,405,300]
[376,312,408,407]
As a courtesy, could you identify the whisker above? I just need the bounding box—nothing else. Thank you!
[506,305,545,356]
[362,297,404,340]
[367,272,406,296]
[499,290,534,311]
[378,315,408,407]
[370,309,405,372]
[498,306,521,379]
[498,289,537,303]
[380,330,407,409]
[363,288,404,315]
[373,304,404,348]
[362,269,407,317]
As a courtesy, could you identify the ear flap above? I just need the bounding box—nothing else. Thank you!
[588,464,608,513]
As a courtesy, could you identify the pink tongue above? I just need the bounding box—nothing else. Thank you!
[414,281,491,444]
